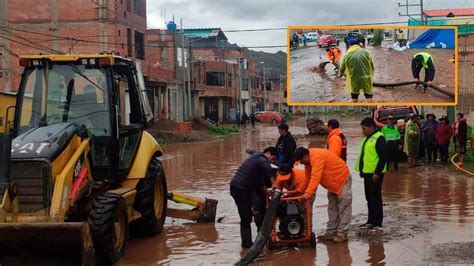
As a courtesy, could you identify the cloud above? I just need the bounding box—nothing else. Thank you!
[146,0,471,52]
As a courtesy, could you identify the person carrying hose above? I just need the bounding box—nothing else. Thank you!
[292,147,352,243]
[338,38,375,103]
[325,47,342,70]
[412,52,435,93]
[230,147,278,248]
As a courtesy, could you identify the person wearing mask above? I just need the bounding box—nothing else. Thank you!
[381,116,401,171]
[326,119,348,162]
[404,114,421,168]
[338,38,375,103]
[230,147,278,248]
[292,147,352,243]
[356,118,388,233]
[276,123,297,164]
[421,114,439,164]
[454,113,468,166]
[412,52,435,93]
[435,116,453,165]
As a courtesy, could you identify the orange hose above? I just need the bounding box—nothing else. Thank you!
[451,153,474,176]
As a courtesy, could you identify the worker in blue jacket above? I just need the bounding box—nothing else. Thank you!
[230,147,278,248]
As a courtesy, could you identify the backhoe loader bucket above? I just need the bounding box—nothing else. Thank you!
[0,222,95,265]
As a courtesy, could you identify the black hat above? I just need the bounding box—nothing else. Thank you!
[426,113,436,119]
[293,147,309,162]
[278,163,293,175]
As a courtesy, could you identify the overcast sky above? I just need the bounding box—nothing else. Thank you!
[147,0,472,53]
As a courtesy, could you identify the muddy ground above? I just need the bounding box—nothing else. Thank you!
[289,40,455,103]
[119,116,473,265]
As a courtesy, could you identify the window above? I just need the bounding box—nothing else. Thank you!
[206,72,225,86]
[242,78,249,91]
[134,31,145,59]
[160,48,168,66]
[17,64,110,137]
[227,73,232,87]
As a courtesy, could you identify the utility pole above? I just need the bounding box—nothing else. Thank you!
[263,67,266,111]
[180,18,186,122]
[398,0,425,25]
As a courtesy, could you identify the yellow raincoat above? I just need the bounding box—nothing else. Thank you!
[338,44,374,95]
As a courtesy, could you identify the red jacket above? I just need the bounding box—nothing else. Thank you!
[435,124,453,145]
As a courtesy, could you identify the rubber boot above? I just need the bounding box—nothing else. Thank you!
[241,228,253,248]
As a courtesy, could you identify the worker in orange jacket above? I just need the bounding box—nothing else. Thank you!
[327,119,348,162]
[325,47,342,69]
[293,147,352,243]
[273,164,309,196]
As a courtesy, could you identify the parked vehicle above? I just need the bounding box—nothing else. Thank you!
[254,111,286,123]
[347,30,366,47]
[316,35,339,48]
[304,32,319,40]
[373,106,419,129]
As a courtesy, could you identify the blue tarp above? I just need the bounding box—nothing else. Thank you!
[409,29,455,49]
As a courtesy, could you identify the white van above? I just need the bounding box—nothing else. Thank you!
[304,32,319,40]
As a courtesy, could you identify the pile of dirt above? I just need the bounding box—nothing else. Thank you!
[154,118,178,130]
[427,242,474,264]
[346,205,432,242]
[306,118,328,135]
[147,129,214,144]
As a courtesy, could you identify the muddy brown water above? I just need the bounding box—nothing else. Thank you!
[120,117,473,265]
[289,41,455,103]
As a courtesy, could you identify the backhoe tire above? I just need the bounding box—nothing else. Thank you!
[130,158,168,237]
[89,193,128,265]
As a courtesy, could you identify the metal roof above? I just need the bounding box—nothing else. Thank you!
[424,8,474,17]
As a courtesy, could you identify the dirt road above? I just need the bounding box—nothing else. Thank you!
[120,117,473,265]
[289,41,455,103]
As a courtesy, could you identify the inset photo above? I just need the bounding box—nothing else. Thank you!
[288,26,457,105]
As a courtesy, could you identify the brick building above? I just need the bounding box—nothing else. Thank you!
[0,0,147,92]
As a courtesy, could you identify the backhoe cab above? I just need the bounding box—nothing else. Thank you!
[0,54,168,264]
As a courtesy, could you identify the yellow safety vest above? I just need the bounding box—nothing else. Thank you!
[355,131,387,174]
[414,52,434,69]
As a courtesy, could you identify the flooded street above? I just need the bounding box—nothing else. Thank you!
[121,117,473,265]
[289,42,455,103]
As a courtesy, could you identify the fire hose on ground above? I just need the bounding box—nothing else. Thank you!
[235,190,282,266]
[450,153,474,176]
[372,81,454,99]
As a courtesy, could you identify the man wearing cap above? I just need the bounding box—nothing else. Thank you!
[339,38,375,103]
[273,163,309,196]
[421,113,439,164]
[292,147,352,243]
[327,119,348,162]
[404,114,421,168]
[412,52,435,92]
[230,147,278,248]
[381,116,401,171]
[356,117,388,232]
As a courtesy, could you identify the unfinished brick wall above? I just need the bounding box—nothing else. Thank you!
[0,0,147,92]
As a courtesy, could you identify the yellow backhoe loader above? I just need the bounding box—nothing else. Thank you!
[0,54,168,265]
